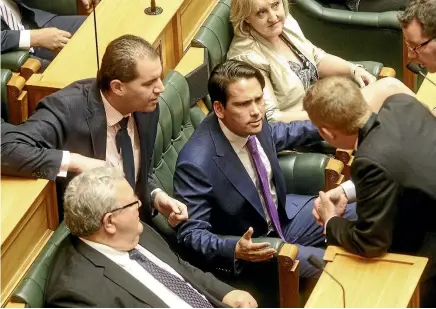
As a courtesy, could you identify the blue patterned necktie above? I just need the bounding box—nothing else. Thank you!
[115,117,135,188]
[246,136,285,240]
[128,249,213,308]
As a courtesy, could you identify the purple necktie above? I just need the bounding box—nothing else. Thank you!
[246,136,284,240]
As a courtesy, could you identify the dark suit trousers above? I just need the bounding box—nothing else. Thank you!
[282,194,357,278]
[31,15,86,71]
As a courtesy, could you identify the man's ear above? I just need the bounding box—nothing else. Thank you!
[213,101,225,119]
[109,79,124,96]
[102,213,117,235]
[320,127,335,141]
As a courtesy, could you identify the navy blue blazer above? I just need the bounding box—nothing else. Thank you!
[174,113,321,272]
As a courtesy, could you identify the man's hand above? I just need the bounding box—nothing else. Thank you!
[313,186,348,220]
[30,28,71,50]
[314,191,339,225]
[222,290,258,308]
[69,153,106,173]
[235,227,276,262]
[154,191,188,227]
[79,0,100,10]
[352,66,377,88]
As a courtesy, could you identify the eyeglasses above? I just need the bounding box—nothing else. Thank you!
[102,200,141,221]
[405,38,435,56]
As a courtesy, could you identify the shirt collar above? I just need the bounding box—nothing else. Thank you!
[218,119,249,153]
[101,91,131,127]
[80,237,131,264]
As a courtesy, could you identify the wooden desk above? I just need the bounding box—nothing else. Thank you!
[1,177,58,307]
[417,72,436,110]
[305,246,427,308]
[25,0,217,114]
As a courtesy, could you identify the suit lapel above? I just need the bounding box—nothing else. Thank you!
[74,237,168,308]
[86,80,107,160]
[134,112,149,190]
[209,115,266,219]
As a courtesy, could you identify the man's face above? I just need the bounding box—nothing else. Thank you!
[403,19,436,73]
[215,77,265,137]
[110,179,143,248]
[122,56,165,112]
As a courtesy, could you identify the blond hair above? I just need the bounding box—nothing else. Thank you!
[303,76,371,134]
[230,0,289,37]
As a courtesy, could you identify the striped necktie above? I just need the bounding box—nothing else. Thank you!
[0,1,34,52]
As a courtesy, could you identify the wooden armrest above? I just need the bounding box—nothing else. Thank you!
[20,58,41,80]
[5,302,25,308]
[7,75,28,124]
[335,149,354,181]
[278,243,299,308]
[379,67,396,79]
[325,158,344,191]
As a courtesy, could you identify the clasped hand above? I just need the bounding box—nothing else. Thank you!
[312,186,348,229]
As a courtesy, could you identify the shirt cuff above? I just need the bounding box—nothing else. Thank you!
[57,151,70,177]
[151,188,163,197]
[19,30,31,49]
[340,180,356,203]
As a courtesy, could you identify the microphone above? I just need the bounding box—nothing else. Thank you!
[407,62,436,87]
[92,1,100,69]
[308,255,346,308]
[145,0,163,15]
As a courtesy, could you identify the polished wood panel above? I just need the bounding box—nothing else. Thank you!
[1,177,58,307]
[305,246,427,308]
[180,0,217,51]
[6,75,28,124]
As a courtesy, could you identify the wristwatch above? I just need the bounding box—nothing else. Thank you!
[150,188,163,217]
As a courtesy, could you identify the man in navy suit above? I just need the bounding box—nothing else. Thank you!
[174,60,357,281]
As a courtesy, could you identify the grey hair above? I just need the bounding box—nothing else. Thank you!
[64,167,125,237]
[398,0,436,38]
[230,0,289,37]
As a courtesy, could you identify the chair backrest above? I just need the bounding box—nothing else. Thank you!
[11,222,70,308]
[1,69,12,122]
[192,0,233,70]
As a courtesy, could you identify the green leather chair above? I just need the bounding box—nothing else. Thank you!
[1,69,13,122]
[150,70,341,307]
[10,222,70,308]
[288,0,410,85]
[1,0,81,74]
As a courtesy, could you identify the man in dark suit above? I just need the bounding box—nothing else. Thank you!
[1,34,188,226]
[46,167,258,308]
[304,76,436,307]
[173,60,357,282]
[0,0,96,70]
[398,0,436,74]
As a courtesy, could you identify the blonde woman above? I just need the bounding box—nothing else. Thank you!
[228,0,408,122]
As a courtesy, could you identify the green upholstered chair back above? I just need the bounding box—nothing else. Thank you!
[152,70,196,197]
[11,222,70,308]
[1,69,12,122]
[289,0,405,80]
[192,0,233,70]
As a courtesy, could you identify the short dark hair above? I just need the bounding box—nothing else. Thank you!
[208,60,265,107]
[398,0,436,38]
[97,35,159,91]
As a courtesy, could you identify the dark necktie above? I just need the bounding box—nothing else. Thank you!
[128,249,213,308]
[246,136,284,240]
[115,117,135,188]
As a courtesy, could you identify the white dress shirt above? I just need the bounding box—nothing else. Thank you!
[81,239,208,308]
[340,180,356,202]
[219,120,278,233]
[1,0,31,49]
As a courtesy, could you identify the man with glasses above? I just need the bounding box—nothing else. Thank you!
[398,0,436,73]
[46,167,258,308]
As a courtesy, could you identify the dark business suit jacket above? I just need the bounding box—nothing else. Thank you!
[174,113,321,272]
[1,0,56,53]
[327,94,436,257]
[1,78,159,224]
[45,223,232,308]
